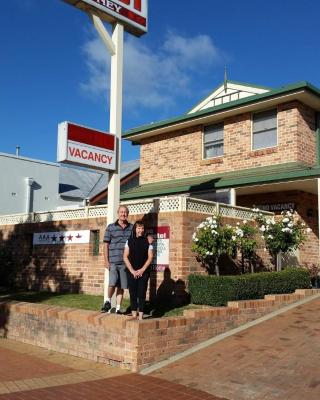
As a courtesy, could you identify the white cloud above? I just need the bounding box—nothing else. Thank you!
[80,29,224,112]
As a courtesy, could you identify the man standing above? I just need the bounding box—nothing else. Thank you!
[101,205,133,314]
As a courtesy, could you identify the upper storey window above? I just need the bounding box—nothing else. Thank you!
[252,109,277,150]
[203,123,224,159]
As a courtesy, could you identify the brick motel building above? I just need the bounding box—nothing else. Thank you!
[1,80,320,295]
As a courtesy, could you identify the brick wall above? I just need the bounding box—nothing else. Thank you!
[0,205,317,296]
[140,101,316,184]
[1,289,319,371]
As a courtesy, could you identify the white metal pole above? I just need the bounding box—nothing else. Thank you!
[90,16,124,304]
[105,23,124,304]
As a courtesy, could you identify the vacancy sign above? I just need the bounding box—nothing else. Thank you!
[57,122,116,171]
[63,0,148,36]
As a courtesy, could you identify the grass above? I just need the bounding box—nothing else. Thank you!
[0,289,201,317]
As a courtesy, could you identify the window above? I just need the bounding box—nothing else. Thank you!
[203,123,224,159]
[252,109,277,150]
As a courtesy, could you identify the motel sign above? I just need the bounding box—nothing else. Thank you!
[63,0,148,36]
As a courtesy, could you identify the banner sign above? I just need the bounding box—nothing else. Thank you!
[63,0,148,36]
[33,230,90,245]
[57,121,116,171]
[146,226,170,272]
[255,202,296,212]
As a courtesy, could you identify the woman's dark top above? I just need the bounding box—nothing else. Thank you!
[126,236,151,270]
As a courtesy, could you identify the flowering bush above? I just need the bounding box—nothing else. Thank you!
[232,220,257,273]
[302,263,320,288]
[254,209,310,255]
[191,215,236,275]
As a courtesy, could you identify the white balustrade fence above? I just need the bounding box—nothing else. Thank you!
[0,196,273,226]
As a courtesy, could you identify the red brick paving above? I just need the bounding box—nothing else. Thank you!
[0,341,227,400]
[0,347,75,381]
[0,375,226,400]
[152,298,320,400]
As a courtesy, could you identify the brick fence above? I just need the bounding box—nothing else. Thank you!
[1,289,319,372]
[0,207,272,298]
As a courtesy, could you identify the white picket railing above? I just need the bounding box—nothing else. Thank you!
[0,196,272,226]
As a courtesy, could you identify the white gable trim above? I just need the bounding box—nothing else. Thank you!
[188,82,271,114]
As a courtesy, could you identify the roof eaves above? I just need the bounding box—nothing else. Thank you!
[120,164,320,200]
[123,81,317,140]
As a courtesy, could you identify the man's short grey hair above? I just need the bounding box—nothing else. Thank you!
[117,205,129,214]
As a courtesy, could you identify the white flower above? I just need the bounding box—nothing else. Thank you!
[268,235,273,239]
[306,228,312,233]
[260,225,266,232]
[282,217,290,223]
[243,220,247,224]
[236,222,240,226]
[288,222,293,228]
[211,230,217,235]
[232,236,236,241]
[194,238,199,242]
[263,248,267,252]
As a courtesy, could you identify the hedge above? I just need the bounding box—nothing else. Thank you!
[188,268,311,306]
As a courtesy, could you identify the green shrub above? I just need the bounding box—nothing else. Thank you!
[188,268,311,306]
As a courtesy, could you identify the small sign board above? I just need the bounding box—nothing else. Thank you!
[57,121,116,171]
[146,226,170,272]
[255,202,296,212]
[62,0,148,36]
[33,230,90,245]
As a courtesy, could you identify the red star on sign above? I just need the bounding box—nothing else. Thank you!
[67,234,73,241]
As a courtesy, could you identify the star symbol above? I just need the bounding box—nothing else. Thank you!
[67,234,73,242]
[51,235,57,242]
[59,235,65,242]
[76,233,82,239]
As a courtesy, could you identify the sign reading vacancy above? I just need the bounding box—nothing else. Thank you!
[146,226,170,272]
[63,0,148,36]
[57,122,116,171]
[33,230,90,245]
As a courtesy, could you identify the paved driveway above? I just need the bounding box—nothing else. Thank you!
[152,298,320,400]
[0,339,225,400]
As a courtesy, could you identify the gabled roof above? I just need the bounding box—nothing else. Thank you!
[123,81,320,144]
[59,166,107,199]
[188,80,272,114]
[120,162,320,200]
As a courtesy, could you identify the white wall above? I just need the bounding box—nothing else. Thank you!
[0,154,61,214]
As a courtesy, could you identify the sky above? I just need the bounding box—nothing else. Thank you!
[1,0,320,163]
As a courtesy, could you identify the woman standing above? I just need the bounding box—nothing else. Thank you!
[123,221,154,320]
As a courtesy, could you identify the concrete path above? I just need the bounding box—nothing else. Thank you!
[151,297,320,400]
[0,339,225,400]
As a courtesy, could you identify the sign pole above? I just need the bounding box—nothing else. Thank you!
[90,15,124,303]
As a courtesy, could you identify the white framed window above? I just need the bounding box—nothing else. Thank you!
[252,109,277,150]
[203,123,224,159]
